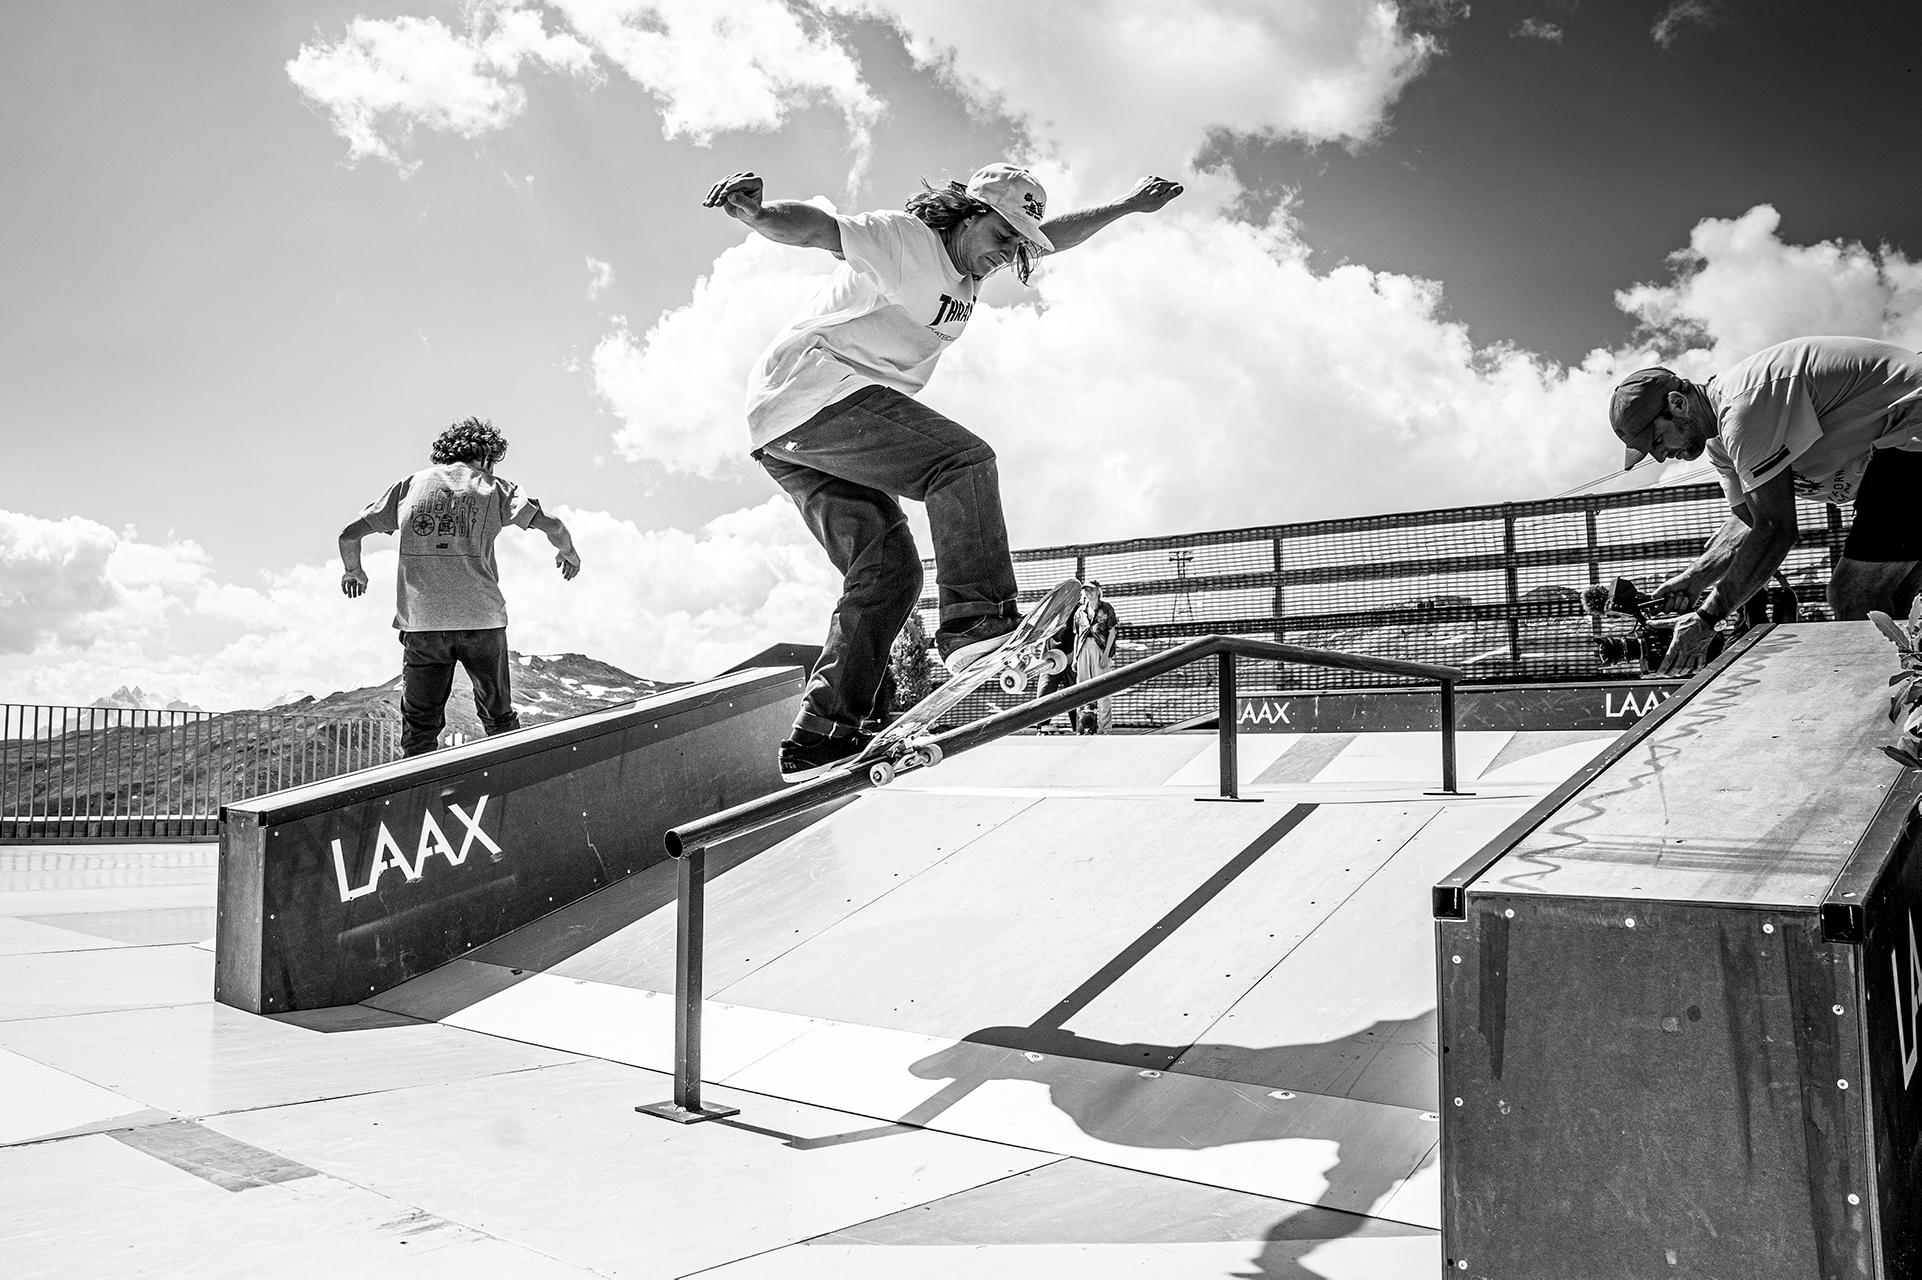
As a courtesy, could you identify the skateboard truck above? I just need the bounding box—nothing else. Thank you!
[866,740,943,788]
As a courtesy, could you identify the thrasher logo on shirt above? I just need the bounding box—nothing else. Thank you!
[931,293,974,330]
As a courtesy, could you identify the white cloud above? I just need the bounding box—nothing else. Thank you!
[826,0,1440,184]
[592,220,840,475]
[493,498,838,678]
[0,500,837,708]
[586,255,614,299]
[1616,205,1922,373]
[550,0,881,183]
[1651,0,1724,50]
[924,210,1628,543]
[587,200,1631,540]
[1511,18,1563,43]
[589,201,1922,547]
[287,4,598,173]
[290,1,880,182]
[289,2,1435,188]
[0,512,209,657]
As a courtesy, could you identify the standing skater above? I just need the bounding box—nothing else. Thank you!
[1071,580,1120,733]
[339,417,581,757]
[1606,336,1922,675]
[707,162,1183,779]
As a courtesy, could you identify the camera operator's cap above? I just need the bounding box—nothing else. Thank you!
[965,163,1054,252]
[1610,366,1681,469]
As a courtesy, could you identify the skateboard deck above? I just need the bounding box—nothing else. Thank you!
[852,578,1082,784]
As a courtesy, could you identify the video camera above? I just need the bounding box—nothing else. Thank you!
[1580,577,1725,677]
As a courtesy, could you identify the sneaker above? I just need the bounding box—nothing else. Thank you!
[779,728,871,783]
[935,613,1018,674]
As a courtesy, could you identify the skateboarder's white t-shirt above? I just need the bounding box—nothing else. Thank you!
[358,463,541,632]
[1703,337,1922,508]
[745,210,975,449]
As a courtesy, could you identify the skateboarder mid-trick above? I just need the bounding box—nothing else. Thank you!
[706,163,1183,780]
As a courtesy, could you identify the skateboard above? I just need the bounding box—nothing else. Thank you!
[851,578,1082,786]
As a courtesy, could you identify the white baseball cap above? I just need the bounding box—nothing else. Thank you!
[965,163,1053,252]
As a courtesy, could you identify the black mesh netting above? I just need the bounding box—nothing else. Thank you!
[910,484,1848,729]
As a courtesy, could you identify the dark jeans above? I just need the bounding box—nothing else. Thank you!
[757,386,1020,738]
[399,628,521,757]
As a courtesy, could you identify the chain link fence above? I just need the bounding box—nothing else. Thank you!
[916,483,1849,728]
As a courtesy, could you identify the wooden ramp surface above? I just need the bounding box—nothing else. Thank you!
[1482,622,1904,906]
[379,737,1560,1233]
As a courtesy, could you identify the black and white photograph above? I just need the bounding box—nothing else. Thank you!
[4,2,1921,1275]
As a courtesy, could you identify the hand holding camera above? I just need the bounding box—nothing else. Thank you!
[1581,577,1725,677]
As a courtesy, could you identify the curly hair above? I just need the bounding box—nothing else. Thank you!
[905,180,1037,285]
[430,417,508,467]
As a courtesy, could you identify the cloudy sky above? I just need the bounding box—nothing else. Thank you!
[4,0,1920,709]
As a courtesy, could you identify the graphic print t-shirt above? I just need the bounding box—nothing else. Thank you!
[745,210,976,449]
[1703,336,1922,507]
[358,464,539,632]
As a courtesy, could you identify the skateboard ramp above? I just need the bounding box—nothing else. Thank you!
[1436,621,1921,1278]
[371,729,1608,1239]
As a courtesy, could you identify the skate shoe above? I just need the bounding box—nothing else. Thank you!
[934,613,1018,674]
[779,728,871,783]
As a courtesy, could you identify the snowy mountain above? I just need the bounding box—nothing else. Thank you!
[89,686,203,713]
[269,652,682,743]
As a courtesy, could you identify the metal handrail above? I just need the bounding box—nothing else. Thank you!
[667,635,1462,858]
[639,635,1464,1124]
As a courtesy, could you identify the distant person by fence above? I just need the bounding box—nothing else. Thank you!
[1072,581,1120,733]
[1038,613,1078,729]
[339,418,580,757]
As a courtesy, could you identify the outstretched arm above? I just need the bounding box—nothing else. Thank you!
[703,172,841,254]
[1039,175,1184,255]
[530,510,581,581]
[338,517,373,598]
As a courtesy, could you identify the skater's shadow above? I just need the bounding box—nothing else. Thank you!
[900,1015,1439,1279]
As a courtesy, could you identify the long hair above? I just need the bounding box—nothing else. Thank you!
[905,180,1037,285]
[430,417,508,467]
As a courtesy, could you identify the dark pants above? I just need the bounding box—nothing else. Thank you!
[1039,633,1076,725]
[757,386,1020,738]
[399,628,521,757]
[1842,446,1922,561]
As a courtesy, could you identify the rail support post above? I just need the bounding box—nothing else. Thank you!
[1427,678,1466,797]
[637,844,739,1125]
[1199,649,1261,803]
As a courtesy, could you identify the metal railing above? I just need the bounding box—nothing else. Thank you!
[1,703,400,841]
[638,635,1464,1124]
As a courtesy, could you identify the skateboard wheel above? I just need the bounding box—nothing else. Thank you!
[917,743,943,768]
[1045,649,1069,675]
[867,761,895,786]
[998,670,1027,696]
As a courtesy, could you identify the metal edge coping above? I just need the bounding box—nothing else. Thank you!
[1429,622,1774,920]
[1821,769,1922,944]
[1234,678,1688,700]
[220,666,803,828]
